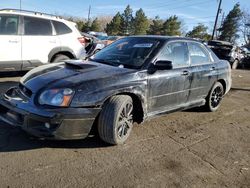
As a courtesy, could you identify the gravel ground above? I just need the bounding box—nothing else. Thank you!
[0,70,249,188]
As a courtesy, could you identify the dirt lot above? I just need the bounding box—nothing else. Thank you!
[0,70,249,188]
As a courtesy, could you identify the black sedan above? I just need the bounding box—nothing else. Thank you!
[0,36,231,145]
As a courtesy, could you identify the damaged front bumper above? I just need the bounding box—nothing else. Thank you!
[0,95,101,140]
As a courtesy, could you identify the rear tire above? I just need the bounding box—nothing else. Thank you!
[52,54,70,63]
[98,95,134,145]
[205,82,224,112]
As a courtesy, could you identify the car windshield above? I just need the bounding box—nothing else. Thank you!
[91,37,159,69]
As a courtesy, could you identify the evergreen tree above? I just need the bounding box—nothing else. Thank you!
[76,20,90,32]
[121,5,133,35]
[186,23,211,40]
[133,8,149,35]
[218,3,242,43]
[106,12,122,35]
[90,18,101,32]
[162,16,181,36]
[83,21,91,32]
[148,16,163,35]
[76,20,85,32]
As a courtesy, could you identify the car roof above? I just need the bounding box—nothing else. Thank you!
[0,9,73,24]
[126,35,203,42]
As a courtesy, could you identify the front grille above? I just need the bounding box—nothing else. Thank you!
[19,84,32,98]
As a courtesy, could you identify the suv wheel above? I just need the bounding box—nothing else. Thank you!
[205,82,224,112]
[98,95,134,145]
[52,54,70,63]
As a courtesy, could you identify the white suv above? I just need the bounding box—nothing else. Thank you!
[0,9,86,71]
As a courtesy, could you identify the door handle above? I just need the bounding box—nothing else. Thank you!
[181,70,190,76]
[210,66,216,71]
[49,40,56,43]
[9,40,19,43]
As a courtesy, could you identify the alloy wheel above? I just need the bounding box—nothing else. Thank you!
[211,86,223,108]
[117,102,133,139]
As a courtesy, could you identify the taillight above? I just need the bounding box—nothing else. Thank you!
[78,37,86,46]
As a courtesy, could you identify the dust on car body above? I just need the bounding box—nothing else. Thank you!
[0,36,231,145]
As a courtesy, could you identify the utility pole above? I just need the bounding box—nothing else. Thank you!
[19,0,22,10]
[87,5,91,28]
[212,0,222,40]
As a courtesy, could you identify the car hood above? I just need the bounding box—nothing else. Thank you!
[20,61,137,93]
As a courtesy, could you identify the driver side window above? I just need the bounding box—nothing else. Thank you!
[158,42,189,68]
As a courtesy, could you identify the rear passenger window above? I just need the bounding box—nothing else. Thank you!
[158,42,189,68]
[53,21,72,35]
[188,43,210,65]
[24,17,52,35]
[0,15,19,35]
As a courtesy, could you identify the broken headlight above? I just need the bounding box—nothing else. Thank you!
[39,88,74,107]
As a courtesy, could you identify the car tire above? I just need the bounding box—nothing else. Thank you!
[205,82,224,112]
[98,95,134,145]
[52,54,70,63]
[231,59,239,69]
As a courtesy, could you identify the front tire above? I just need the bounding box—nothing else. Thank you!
[205,82,224,112]
[98,95,134,145]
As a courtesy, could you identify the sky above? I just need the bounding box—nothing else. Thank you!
[0,0,249,33]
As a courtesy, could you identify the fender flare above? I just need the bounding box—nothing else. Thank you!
[48,47,76,62]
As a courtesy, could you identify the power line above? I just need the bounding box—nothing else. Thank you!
[149,0,212,10]
[178,16,215,23]
[76,0,218,26]
[149,0,193,9]
[184,21,214,24]
[90,0,213,15]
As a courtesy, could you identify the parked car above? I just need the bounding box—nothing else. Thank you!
[81,32,106,57]
[96,35,109,40]
[0,36,231,145]
[0,9,86,72]
[88,31,108,38]
[103,36,124,45]
[241,47,250,68]
[207,40,243,69]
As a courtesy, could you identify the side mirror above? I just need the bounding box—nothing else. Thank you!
[154,60,173,70]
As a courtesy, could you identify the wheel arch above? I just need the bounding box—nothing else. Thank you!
[102,92,145,124]
[217,79,227,94]
[48,47,76,62]
[89,91,145,137]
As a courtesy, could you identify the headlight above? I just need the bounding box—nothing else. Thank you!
[39,88,74,107]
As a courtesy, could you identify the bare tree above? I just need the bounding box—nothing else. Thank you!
[241,10,250,46]
[96,16,113,31]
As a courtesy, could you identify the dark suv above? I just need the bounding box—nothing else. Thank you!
[0,36,231,145]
